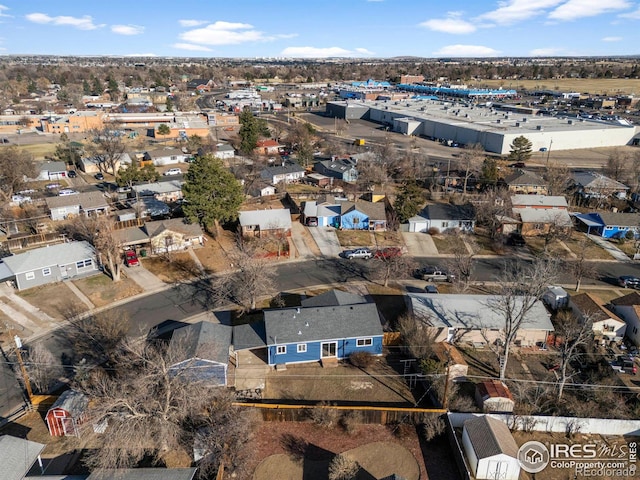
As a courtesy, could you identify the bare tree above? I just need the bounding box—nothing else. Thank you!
[553,310,593,400]
[397,312,440,360]
[566,237,598,292]
[487,257,558,379]
[329,454,360,480]
[64,216,122,282]
[25,343,63,394]
[603,149,628,181]
[543,162,572,197]
[444,236,478,291]
[77,339,254,476]
[0,146,37,202]
[372,252,415,287]
[541,211,572,253]
[459,143,485,193]
[87,123,126,175]
[473,190,512,239]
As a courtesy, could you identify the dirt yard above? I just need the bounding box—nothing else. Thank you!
[245,420,429,480]
[17,282,87,320]
[336,230,405,249]
[263,355,416,405]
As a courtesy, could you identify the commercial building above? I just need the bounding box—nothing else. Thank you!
[326,99,639,154]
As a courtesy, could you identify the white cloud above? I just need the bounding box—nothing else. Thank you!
[355,47,375,55]
[419,14,476,34]
[25,12,103,30]
[172,43,213,52]
[619,7,640,18]
[111,24,144,35]
[124,53,157,57]
[0,4,12,17]
[179,21,265,45]
[602,36,622,42]
[280,46,370,58]
[529,47,564,56]
[179,19,208,27]
[433,44,500,56]
[549,0,631,21]
[476,0,564,25]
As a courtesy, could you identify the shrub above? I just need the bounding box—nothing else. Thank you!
[280,433,308,463]
[420,413,445,442]
[340,410,362,435]
[349,351,375,368]
[390,420,414,439]
[428,227,440,235]
[308,401,340,428]
[328,454,359,480]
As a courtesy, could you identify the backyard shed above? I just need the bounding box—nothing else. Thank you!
[462,416,521,480]
[432,342,468,381]
[475,380,515,413]
[46,390,88,437]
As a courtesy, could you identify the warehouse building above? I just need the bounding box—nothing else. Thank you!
[325,99,639,154]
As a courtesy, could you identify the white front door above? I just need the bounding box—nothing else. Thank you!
[321,342,337,358]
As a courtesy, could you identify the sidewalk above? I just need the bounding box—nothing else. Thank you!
[587,234,631,263]
[0,283,58,337]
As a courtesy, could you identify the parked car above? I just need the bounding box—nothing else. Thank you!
[58,189,79,196]
[124,250,140,267]
[305,217,318,227]
[610,356,637,375]
[67,170,77,178]
[342,248,372,260]
[163,168,182,176]
[425,285,439,294]
[507,232,526,247]
[414,265,454,282]
[46,183,62,189]
[94,172,104,181]
[618,275,640,289]
[373,247,402,259]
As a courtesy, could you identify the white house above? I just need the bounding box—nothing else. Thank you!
[260,164,306,185]
[569,292,626,344]
[462,416,521,480]
[610,292,640,347]
[35,161,68,181]
[407,203,475,233]
[215,143,235,159]
[144,148,189,166]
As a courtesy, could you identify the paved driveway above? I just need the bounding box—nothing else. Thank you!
[401,232,439,256]
[308,227,343,258]
[124,263,167,291]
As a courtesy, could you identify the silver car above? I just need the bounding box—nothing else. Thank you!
[342,248,372,260]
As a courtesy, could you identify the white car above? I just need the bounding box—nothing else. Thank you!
[163,168,182,176]
[58,189,79,196]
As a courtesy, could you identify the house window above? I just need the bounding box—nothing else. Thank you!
[533,223,543,230]
[441,221,449,228]
[25,272,35,280]
[76,259,92,269]
[297,344,307,353]
[42,267,51,276]
[634,327,638,335]
[356,338,373,347]
[276,345,286,355]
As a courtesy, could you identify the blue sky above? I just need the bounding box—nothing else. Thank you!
[0,0,639,58]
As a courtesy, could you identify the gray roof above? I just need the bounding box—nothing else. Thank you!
[39,160,66,173]
[132,180,184,196]
[504,169,546,186]
[463,416,518,459]
[0,435,45,480]
[171,321,232,365]
[263,302,383,346]
[0,358,26,420]
[87,468,197,480]
[145,148,184,158]
[260,164,305,179]
[233,322,267,350]
[46,191,109,210]
[112,226,150,246]
[510,195,567,208]
[239,208,291,230]
[406,293,553,331]
[572,171,629,191]
[340,201,386,221]
[128,197,170,216]
[2,241,96,275]
[144,218,203,239]
[514,208,572,226]
[49,390,88,417]
[597,211,640,227]
[301,289,368,308]
[315,159,357,174]
[421,203,475,222]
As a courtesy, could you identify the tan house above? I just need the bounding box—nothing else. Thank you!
[504,169,548,195]
[510,194,572,237]
[405,293,553,348]
[144,218,204,254]
[254,139,283,156]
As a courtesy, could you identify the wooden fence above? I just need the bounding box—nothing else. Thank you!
[383,332,402,346]
[233,402,445,424]
[3,233,67,252]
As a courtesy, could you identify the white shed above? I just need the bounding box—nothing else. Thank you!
[462,416,521,480]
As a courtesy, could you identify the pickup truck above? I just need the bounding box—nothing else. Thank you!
[610,356,637,375]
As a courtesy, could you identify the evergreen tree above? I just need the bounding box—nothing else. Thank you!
[480,158,499,188]
[238,108,269,155]
[394,181,424,223]
[508,135,533,162]
[182,155,244,236]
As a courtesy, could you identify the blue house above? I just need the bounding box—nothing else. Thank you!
[340,200,387,231]
[169,320,232,386]
[574,212,640,239]
[233,290,383,367]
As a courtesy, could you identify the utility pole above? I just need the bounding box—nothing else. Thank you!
[14,336,33,404]
[442,349,452,410]
[545,139,553,168]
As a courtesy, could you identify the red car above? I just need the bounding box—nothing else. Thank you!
[373,247,402,259]
[124,250,140,267]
